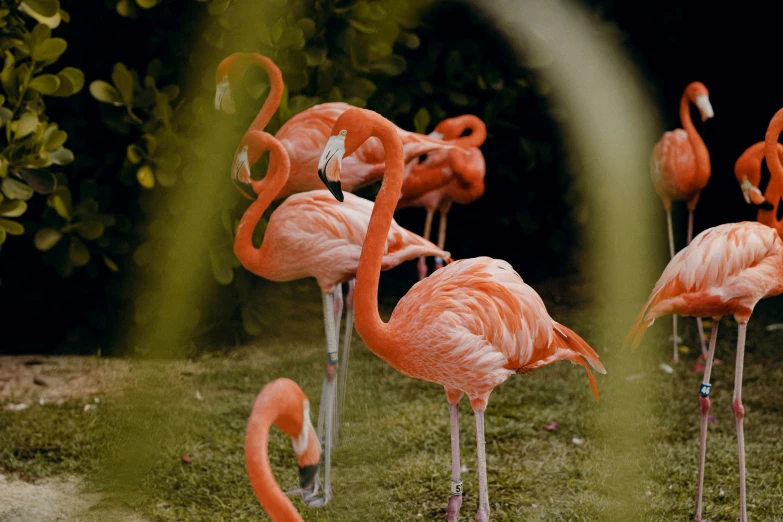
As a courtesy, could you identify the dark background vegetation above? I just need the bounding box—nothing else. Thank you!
[3,0,783,354]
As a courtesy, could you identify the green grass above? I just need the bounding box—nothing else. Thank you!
[2,281,783,521]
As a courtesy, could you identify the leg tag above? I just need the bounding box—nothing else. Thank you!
[451,480,462,496]
[327,352,339,364]
[699,383,711,397]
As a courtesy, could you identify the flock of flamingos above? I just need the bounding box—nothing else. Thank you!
[213,52,783,522]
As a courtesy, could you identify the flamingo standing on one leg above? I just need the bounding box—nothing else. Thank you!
[245,378,321,521]
[650,81,714,362]
[624,219,783,521]
[317,108,606,522]
[234,128,449,506]
[398,115,487,280]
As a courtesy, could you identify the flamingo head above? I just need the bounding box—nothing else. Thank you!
[686,82,713,122]
[739,177,766,206]
[215,75,234,114]
[231,131,270,199]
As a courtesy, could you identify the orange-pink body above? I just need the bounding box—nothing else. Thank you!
[626,221,783,347]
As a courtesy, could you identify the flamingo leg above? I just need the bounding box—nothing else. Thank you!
[447,401,463,522]
[733,322,748,522]
[433,208,448,271]
[695,317,720,522]
[309,292,338,507]
[335,279,355,440]
[666,210,681,362]
[687,210,709,357]
[474,409,490,522]
[417,210,434,280]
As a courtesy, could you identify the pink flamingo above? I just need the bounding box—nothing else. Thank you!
[398,115,487,280]
[650,81,714,362]
[215,52,461,202]
[317,108,606,522]
[734,141,783,235]
[234,128,449,506]
[245,378,321,521]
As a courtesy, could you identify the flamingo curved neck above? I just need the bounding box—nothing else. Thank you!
[245,404,304,522]
[233,136,290,276]
[764,112,783,190]
[232,54,284,133]
[354,115,404,359]
[679,93,710,178]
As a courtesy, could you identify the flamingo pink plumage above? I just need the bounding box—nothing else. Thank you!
[650,81,714,362]
[734,141,783,237]
[317,108,605,522]
[398,115,487,279]
[234,128,449,507]
[624,220,783,522]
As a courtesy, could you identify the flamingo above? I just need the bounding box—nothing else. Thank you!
[734,141,783,235]
[245,378,320,521]
[316,108,606,522]
[398,115,487,280]
[623,224,783,520]
[215,52,462,202]
[650,81,714,363]
[233,128,450,506]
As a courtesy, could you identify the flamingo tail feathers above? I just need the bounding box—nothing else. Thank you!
[553,324,606,403]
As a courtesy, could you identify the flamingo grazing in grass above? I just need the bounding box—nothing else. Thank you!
[233,128,449,506]
[735,141,783,235]
[245,378,320,521]
[317,108,606,522]
[650,81,714,362]
[398,115,487,280]
[624,191,783,522]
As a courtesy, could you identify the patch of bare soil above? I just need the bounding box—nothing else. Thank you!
[0,355,133,409]
[0,474,147,522]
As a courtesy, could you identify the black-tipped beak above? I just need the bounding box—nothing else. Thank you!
[298,463,319,489]
[318,167,344,202]
[759,200,775,211]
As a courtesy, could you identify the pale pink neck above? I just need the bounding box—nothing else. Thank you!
[234,135,289,275]
[245,404,303,522]
[679,92,710,177]
[232,54,284,133]
[354,115,404,357]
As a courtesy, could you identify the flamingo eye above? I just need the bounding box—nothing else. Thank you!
[418,153,428,163]
[339,130,347,136]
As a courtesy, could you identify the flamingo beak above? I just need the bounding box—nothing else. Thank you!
[215,78,234,114]
[232,146,255,199]
[298,463,319,489]
[695,95,714,122]
[317,135,345,202]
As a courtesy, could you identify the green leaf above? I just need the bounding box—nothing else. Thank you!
[43,128,67,150]
[23,0,59,17]
[48,147,73,165]
[89,80,123,106]
[303,47,327,66]
[0,218,23,235]
[75,218,104,240]
[339,77,376,99]
[413,107,430,134]
[54,67,84,96]
[447,91,471,106]
[154,169,176,187]
[135,0,159,8]
[367,55,406,76]
[0,227,5,245]
[14,112,38,139]
[29,73,60,94]
[19,169,55,193]
[1,178,34,200]
[0,107,12,127]
[103,255,119,272]
[31,37,67,62]
[112,62,134,104]
[296,17,316,39]
[68,236,90,266]
[0,199,26,217]
[20,3,61,28]
[127,144,143,163]
[210,247,233,285]
[48,186,71,219]
[34,227,61,250]
[29,23,51,49]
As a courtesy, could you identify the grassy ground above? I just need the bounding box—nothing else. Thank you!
[1,278,783,521]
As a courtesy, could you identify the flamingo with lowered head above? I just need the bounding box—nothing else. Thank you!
[245,378,320,521]
[233,128,449,506]
[398,114,487,280]
[650,81,714,362]
[317,107,606,522]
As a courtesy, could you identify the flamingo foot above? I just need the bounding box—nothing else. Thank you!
[475,505,490,522]
[446,494,462,522]
[304,491,332,508]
